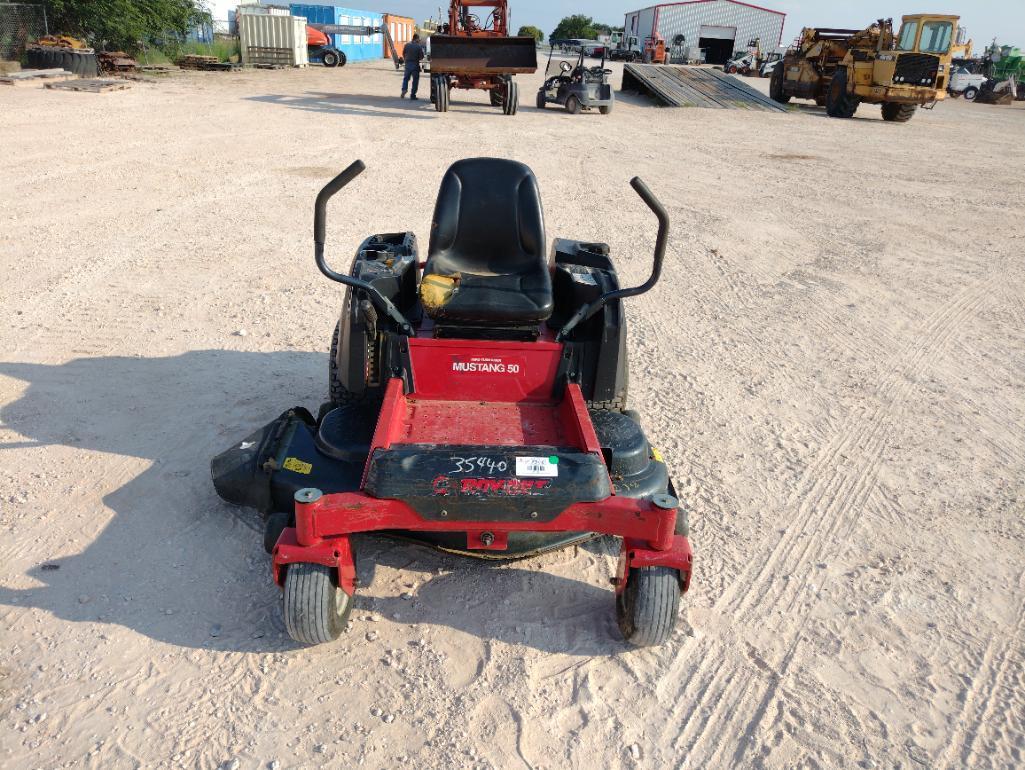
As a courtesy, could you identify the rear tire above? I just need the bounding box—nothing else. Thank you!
[329,321,379,407]
[565,95,581,114]
[769,61,790,104]
[535,89,546,109]
[599,103,611,114]
[490,88,503,107]
[616,567,681,647]
[881,102,917,122]
[283,563,353,645]
[322,50,339,68]
[962,85,978,101]
[825,68,859,118]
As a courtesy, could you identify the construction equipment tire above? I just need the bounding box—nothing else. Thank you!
[502,78,518,115]
[826,68,859,118]
[769,62,790,103]
[322,50,340,67]
[881,102,917,122]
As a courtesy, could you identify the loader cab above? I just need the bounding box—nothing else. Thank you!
[895,15,957,54]
[883,14,959,92]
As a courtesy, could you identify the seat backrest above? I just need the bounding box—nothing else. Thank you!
[427,158,546,275]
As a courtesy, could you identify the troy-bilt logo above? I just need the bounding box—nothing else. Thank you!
[432,475,550,496]
[451,355,521,374]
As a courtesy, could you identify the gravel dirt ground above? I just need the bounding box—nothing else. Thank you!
[1,60,1024,770]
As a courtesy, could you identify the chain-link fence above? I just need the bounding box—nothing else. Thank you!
[0,2,48,61]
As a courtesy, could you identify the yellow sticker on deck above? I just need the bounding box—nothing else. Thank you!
[283,457,312,474]
[651,447,664,463]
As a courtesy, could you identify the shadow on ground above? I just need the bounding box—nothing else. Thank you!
[0,352,633,655]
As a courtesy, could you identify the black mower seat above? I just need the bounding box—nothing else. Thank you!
[421,158,553,324]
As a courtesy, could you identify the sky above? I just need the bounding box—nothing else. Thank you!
[223,1,1024,47]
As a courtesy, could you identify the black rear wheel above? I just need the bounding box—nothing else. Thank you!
[322,50,339,67]
[616,567,682,647]
[769,61,790,104]
[329,321,379,407]
[535,88,546,109]
[881,102,917,122]
[565,95,581,114]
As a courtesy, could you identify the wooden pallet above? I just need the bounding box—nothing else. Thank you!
[622,64,788,112]
[45,78,131,93]
[1,68,74,87]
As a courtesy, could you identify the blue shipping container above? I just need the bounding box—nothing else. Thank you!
[290,4,383,63]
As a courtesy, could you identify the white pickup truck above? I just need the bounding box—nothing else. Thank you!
[949,66,988,100]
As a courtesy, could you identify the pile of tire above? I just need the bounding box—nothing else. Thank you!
[26,45,99,77]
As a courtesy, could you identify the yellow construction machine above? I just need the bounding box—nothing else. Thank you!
[770,14,961,122]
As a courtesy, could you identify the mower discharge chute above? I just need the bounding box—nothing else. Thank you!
[211,158,693,647]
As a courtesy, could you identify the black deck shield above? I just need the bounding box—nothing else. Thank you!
[364,445,611,521]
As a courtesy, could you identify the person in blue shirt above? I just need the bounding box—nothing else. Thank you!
[401,34,425,100]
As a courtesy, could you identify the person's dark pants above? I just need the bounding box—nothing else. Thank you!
[402,66,419,97]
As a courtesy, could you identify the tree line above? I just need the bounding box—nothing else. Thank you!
[518,15,625,45]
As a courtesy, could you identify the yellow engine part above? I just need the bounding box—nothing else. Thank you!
[36,34,88,49]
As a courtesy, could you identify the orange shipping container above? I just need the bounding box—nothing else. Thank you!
[383,13,415,59]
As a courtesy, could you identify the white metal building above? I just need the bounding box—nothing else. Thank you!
[623,0,785,65]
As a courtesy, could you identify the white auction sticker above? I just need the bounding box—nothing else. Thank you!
[516,456,559,478]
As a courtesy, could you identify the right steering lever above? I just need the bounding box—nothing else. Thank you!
[556,176,670,342]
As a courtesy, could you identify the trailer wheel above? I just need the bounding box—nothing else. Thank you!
[565,95,581,114]
[616,567,681,647]
[535,89,546,109]
[502,78,518,115]
[962,85,978,101]
[825,68,859,118]
[881,102,917,122]
[283,562,353,645]
[769,62,790,104]
[490,88,503,107]
[322,49,340,67]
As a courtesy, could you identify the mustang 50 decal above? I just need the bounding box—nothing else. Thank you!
[450,355,522,374]
[432,475,551,496]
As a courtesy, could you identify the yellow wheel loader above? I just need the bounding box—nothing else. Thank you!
[770,15,960,122]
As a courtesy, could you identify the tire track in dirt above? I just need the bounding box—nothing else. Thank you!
[655,274,999,763]
[936,570,1025,769]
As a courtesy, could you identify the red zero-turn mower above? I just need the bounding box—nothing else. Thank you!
[211,158,693,646]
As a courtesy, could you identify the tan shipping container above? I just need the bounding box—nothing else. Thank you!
[238,12,309,67]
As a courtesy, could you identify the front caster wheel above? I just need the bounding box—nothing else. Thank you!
[283,562,353,645]
[616,566,681,647]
